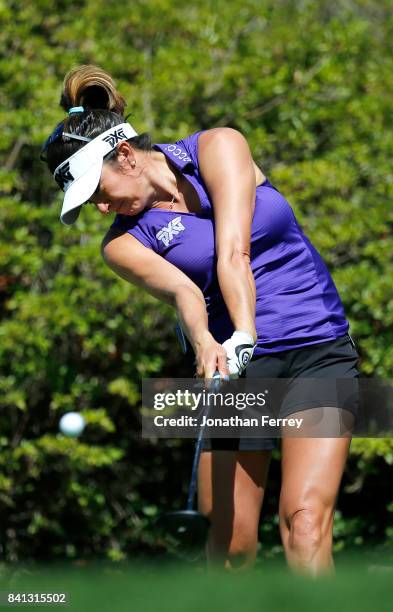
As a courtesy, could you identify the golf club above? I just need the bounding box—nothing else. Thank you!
[156,369,221,561]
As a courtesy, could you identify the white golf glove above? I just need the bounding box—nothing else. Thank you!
[222,331,256,378]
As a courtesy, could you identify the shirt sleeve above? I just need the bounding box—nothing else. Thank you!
[110,214,155,250]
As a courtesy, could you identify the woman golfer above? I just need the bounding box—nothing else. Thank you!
[42,65,360,575]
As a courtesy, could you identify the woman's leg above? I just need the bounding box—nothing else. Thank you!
[279,431,351,576]
[198,449,272,569]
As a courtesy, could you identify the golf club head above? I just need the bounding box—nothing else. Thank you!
[156,510,210,561]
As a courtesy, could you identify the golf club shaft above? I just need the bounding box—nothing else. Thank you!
[186,371,221,510]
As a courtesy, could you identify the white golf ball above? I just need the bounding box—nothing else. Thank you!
[59,412,86,437]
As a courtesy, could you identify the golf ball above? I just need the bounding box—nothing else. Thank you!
[59,412,86,437]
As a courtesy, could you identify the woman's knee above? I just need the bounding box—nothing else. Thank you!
[280,504,333,559]
[208,515,259,569]
[229,524,259,567]
[221,525,258,569]
[290,508,323,549]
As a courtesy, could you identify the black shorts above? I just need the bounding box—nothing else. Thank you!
[202,333,360,452]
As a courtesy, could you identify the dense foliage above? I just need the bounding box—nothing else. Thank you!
[0,0,392,561]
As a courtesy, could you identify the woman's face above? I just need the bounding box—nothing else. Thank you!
[89,161,147,217]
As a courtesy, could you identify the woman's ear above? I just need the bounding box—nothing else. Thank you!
[116,141,136,169]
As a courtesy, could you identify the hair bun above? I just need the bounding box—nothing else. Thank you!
[60,65,126,115]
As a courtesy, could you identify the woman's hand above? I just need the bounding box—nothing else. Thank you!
[194,330,230,380]
[222,331,256,378]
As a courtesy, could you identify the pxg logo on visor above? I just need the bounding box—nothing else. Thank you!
[55,161,74,190]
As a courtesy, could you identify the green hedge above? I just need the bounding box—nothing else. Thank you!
[0,0,392,560]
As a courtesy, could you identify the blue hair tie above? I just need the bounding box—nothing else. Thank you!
[68,106,84,114]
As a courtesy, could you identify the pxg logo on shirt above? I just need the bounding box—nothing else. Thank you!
[156,216,185,247]
[103,128,127,148]
[55,161,74,190]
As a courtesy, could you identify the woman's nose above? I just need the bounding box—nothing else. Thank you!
[96,202,111,214]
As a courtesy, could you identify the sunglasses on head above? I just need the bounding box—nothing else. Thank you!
[40,122,64,161]
[40,122,91,162]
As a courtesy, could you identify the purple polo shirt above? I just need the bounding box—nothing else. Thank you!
[111,132,349,355]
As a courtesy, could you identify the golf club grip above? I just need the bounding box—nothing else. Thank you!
[186,371,221,510]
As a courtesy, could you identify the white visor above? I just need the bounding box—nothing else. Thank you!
[54,122,138,225]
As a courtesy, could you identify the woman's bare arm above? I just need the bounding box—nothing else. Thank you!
[198,127,257,342]
[101,229,228,377]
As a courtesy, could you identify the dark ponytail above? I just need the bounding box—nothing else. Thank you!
[60,64,127,115]
[43,65,151,174]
